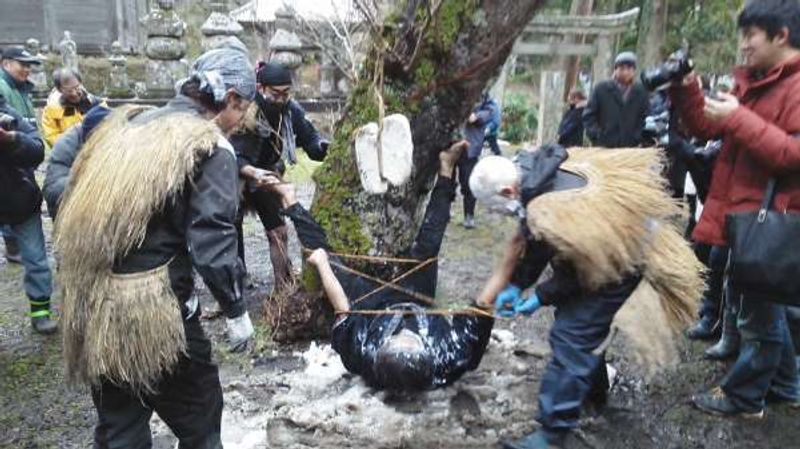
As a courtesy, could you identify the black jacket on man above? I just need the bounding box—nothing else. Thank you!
[0,94,45,225]
[557,105,585,147]
[582,80,649,148]
[112,96,246,320]
[230,96,326,174]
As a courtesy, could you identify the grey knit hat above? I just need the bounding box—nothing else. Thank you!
[183,45,256,102]
[614,51,637,68]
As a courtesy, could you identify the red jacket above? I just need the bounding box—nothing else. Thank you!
[671,55,800,246]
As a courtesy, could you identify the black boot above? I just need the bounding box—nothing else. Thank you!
[705,304,739,360]
[686,315,719,340]
[29,298,57,335]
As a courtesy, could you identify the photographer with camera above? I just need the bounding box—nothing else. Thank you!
[582,51,650,148]
[668,0,800,417]
[0,93,55,334]
[0,46,42,265]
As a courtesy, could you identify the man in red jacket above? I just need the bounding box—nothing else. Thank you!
[671,0,800,418]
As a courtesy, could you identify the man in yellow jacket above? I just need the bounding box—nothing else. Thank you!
[41,68,102,146]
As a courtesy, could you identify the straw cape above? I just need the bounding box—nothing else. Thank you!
[55,105,224,394]
[527,147,706,370]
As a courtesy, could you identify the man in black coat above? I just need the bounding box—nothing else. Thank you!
[582,52,649,148]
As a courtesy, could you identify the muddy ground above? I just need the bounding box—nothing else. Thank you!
[2,182,799,449]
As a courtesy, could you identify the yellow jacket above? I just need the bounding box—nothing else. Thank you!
[41,90,103,145]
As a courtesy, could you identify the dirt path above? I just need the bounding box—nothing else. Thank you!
[1,183,799,449]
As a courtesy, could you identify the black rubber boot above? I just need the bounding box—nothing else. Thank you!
[705,304,739,360]
[686,315,719,340]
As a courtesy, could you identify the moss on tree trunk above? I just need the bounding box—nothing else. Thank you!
[308,0,547,276]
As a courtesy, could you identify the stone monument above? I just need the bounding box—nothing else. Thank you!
[107,41,135,98]
[140,0,189,98]
[268,7,303,71]
[25,38,49,98]
[201,11,245,51]
[58,31,78,72]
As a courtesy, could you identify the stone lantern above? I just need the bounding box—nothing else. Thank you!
[139,0,190,98]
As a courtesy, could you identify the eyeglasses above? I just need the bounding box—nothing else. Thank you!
[264,86,291,99]
[60,83,83,94]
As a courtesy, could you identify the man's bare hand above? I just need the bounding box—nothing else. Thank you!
[704,92,739,122]
[468,113,478,124]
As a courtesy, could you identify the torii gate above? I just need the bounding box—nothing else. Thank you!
[501,8,641,145]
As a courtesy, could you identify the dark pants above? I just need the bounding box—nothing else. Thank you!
[697,245,727,323]
[721,292,799,411]
[92,317,223,449]
[537,275,640,431]
[457,157,478,217]
[285,177,455,301]
[486,133,501,156]
[235,188,287,272]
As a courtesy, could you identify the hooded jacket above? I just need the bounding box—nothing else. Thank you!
[41,89,102,146]
[671,55,800,246]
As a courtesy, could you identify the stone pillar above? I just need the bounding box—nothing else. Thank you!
[269,7,303,73]
[25,38,49,98]
[139,0,190,99]
[268,6,304,95]
[107,41,135,98]
[536,71,566,146]
[592,34,613,87]
[201,11,245,51]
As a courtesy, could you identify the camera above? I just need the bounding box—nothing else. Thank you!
[641,50,694,91]
[0,112,17,131]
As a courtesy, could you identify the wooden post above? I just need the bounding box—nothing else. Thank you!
[592,34,613,86]
[537,71,566,145]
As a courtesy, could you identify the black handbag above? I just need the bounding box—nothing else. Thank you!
[726,178,800,305]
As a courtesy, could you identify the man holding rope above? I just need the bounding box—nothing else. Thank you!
[264,140,495,391]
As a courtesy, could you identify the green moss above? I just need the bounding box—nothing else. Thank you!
[414,59,436,88]
[431,0,478,50]
[310,81,379,255]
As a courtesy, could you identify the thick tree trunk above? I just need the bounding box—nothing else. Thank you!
[309,0,547,262]
[636,0,669,69]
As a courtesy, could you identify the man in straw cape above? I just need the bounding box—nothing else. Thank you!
[55,46,256,448]
[470,144,705,449]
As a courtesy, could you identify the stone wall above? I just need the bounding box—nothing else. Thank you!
[0,0,148,53]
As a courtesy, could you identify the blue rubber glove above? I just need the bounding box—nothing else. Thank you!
[495,284,522,317]
[514,293,541,316]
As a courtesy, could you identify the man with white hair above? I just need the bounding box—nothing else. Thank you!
[472,145,703,449]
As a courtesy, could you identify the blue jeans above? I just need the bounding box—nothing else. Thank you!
[721,292,799,411]
[1,212,53,301]
[697,245,728,322]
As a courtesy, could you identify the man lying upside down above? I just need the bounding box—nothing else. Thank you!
[263,141,498,391]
